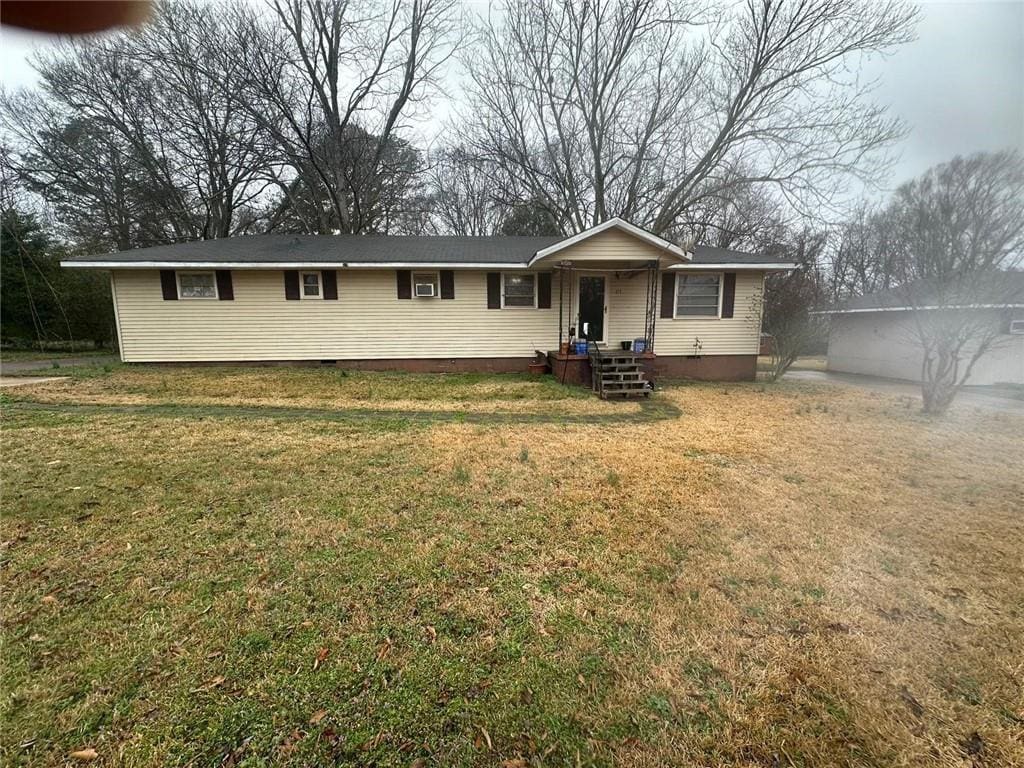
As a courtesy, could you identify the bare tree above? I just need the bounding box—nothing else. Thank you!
[424,146,506,235]
[757,229,828,381]
[881,151,1024,414]
[461,0,917,236]
[1,0,271,249]
[230,0,461,234]
[825,201,902,302]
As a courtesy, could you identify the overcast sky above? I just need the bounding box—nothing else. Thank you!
[1,0,1021,196]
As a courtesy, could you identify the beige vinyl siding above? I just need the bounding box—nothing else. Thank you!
[112,266,766,363]
[113,269,558,362]
[655,271,764,355]
[534,227,675,265]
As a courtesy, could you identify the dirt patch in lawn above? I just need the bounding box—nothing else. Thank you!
[1,378,1021,767]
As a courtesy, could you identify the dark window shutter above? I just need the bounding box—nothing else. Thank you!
[721,272,736,318]
[439,270,455,299]
[160,270,178,300]
[660,272,675,318]
[215,270,234,300]
[537,272,551,309]
[322,269,338,300]
[284,270,300,300]
[486,272,501,309]
[396,269,411,299]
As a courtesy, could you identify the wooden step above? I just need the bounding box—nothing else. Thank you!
[602,383,648,391]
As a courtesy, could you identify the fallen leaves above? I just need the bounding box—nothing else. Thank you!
[309,709,328,725]
[313,646,329,670]
[474,726,493,751]
[190,675,226,693]
[69,748,98,761]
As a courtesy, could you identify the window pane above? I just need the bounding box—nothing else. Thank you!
[303,273,320,296]
[676,275,720,316]
[180,273,215,298]
[504,274,534,306]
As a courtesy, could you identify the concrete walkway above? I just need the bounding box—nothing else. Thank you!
[0,355,118,375]
[784,369,1024,413]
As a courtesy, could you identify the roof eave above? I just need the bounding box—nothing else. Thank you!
[667,262,797,271]
[61,260,533,270]
[816,303,1024,315]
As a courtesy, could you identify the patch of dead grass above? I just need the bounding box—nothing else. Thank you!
[1,376,1021,766]
[8,365,638,416]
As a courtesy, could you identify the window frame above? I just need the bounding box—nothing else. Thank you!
[176,270,218,300]
[501,272,537,309]
[300,271,321,300]
[413,271,440,299]
[674,272,723,319]
[1009,319,1024,335]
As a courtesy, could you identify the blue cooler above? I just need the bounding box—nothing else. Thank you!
[632,338,646,353]
[574,340,588,355]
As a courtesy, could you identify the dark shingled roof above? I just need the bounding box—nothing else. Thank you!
[62,234,564,265]
[62,233,794,267]
[828,272,1024,312]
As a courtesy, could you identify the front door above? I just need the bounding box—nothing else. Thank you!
[578,275,606,343]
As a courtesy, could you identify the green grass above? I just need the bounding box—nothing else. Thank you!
[2,367,1023,766]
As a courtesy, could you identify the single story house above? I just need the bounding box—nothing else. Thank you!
[62,218,794,380]
[824,274,1024,386]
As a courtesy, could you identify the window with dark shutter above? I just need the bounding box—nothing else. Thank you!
[284,270,300,300]
[537,272,552,309]
[322,270,338,300]
[721,273,736,318]
[486,272,501,309]
[396,270,412,299]
[660,272,675,318]
[215,270,234,300]
[440,270,455,299]
[160,270,178,300]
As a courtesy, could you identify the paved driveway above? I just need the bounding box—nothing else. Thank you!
[0,355,118,375]
[784,369,1024,413]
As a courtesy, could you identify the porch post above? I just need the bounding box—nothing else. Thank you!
[558,266,564,348]
[646,260,658,353]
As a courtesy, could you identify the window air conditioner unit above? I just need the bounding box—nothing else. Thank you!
[1009,319,1024,335]
[414,282,436,298]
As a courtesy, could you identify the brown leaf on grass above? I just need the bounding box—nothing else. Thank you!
[309,709,328,725]
[313,646,329,670]
[501,760,528,768]
[479,726,492,751]
[376,637,393,662]
[69,748,98,761]
[898,685,924,718]
[424,625,437,644]
[190,675,225,693]
[961,731,984,756]
[41,594,58,605]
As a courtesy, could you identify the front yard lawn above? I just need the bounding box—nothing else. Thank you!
[2,368,1022,766]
